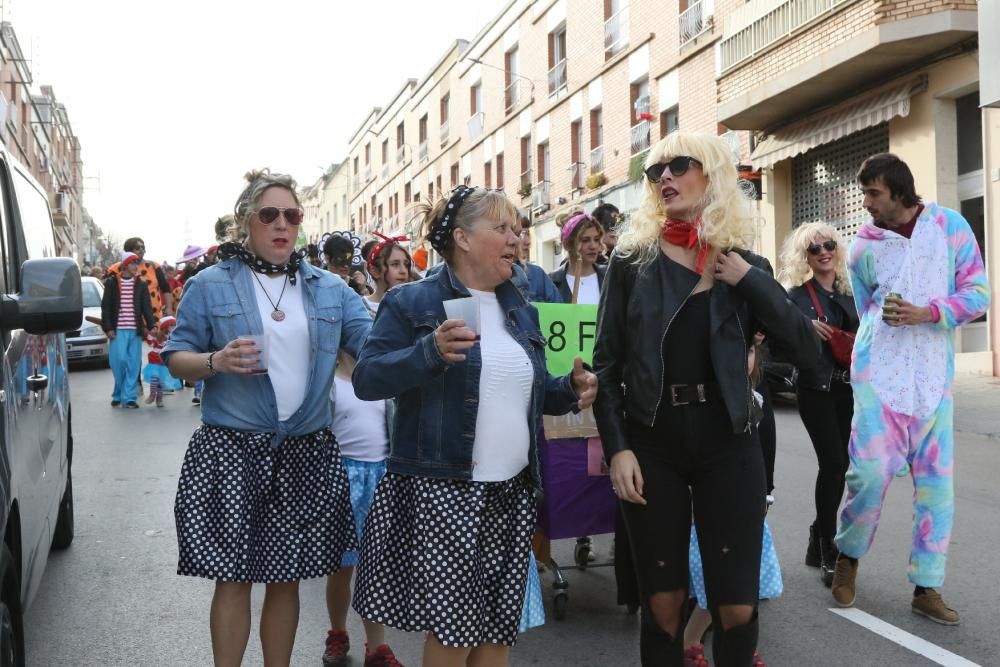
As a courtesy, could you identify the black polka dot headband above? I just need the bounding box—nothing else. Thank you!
[430,185,476,254]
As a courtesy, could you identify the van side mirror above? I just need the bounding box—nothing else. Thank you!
[0,257,83,334]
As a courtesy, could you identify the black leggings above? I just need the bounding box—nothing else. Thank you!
[622,406,766,610]
[797,382,854,540]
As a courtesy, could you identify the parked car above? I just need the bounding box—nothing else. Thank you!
[0,153,82,666]
[66,276,109,366]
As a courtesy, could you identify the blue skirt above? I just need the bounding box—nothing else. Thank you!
[689,520,782,608]
[143,362,182,391]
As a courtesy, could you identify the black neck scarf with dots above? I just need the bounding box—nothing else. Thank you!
[217,242,304,286]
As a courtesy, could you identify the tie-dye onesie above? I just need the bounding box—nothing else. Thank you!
[836,202,990,587]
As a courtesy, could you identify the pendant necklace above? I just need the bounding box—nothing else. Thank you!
[251,272,289,321]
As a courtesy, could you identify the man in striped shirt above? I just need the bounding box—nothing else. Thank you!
[101,251,156,408]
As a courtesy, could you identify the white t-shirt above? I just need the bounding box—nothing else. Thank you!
[332,375,389,462]
[251,273,309,421]
[364,296,381,315]
[468,289,533,481]
[566,272,601,305]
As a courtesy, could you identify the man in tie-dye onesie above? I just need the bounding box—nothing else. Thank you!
[830,154,989,626]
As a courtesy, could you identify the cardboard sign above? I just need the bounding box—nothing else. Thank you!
[534,303,600,439]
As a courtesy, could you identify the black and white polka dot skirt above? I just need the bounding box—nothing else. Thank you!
[174,425,356,583]
[353,471,536,647]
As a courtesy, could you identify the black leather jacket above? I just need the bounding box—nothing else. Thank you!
[786,281,859,391]
[593,249,822,462]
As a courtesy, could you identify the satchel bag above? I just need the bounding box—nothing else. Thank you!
[805,281,855,369]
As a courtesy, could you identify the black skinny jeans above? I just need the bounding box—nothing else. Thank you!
[796,381,854,540]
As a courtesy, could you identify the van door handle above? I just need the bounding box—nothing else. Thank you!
[27,375,48,392]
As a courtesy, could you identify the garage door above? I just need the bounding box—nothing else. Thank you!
[792,123,889,238]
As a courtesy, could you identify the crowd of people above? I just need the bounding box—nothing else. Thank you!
[84,129,991,666]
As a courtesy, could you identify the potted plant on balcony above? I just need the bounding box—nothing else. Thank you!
[586,172,607,191]
[518,182,533,199]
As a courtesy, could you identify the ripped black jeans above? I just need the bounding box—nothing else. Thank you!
[622,402,766,611]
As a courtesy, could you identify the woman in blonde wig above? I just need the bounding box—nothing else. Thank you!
[779,222,858,588]
[593,132,820,666]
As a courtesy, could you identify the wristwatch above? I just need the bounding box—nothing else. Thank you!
[206,351,219,377]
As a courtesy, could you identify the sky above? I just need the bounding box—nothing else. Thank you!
[7,0,509,264]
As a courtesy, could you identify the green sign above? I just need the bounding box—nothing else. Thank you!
[533,303,599,376]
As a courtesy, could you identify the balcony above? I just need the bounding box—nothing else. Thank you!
[531,181,551,212]
[467,112,485,141]
[51,191,69,227]
[381,164,389,181]
[396,145,407,165]
[364,166,372,182]
[679,0,709,46]
[567,162,586,190]
[590,146,605,174]
[547,59,568,97]
[717,0,978,128]
[505,79,530,113]
[605,6,629,58]
[440,121,450,147]
[418,140,428,163]
[630,120,651,155]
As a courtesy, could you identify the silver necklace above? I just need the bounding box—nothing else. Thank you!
[251,272,289,321]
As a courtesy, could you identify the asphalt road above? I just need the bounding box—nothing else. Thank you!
[22,365,1000,666]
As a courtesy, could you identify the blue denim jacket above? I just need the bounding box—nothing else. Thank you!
[521,262,563,303]
[162,258,373,446]
[352,263,580,489]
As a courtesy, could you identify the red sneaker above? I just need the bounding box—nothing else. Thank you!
[683,643,709,667]
[322,629,350,667]
[753,649,768,667]
[365,643,404,667]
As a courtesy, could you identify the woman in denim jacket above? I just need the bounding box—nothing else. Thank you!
[351,187,597,667]
[163,170,373,666]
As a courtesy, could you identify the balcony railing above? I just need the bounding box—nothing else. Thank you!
[364,166,372,182]
[467,112,485,141]
[604,6,629,58]
[505,79,523,113]
[679,0,708,45]
[520,169,534,190]
[634,95,651,118]
[381,164,389,181]
[418,140,428,163]
[567,162,586,190]
[440,121,450,147]
[547,59,568,97]
[532,181,551,211]
[630,120,651,155]
[719,0,849,72]
[396,145,407,164]
[590,145,605,173]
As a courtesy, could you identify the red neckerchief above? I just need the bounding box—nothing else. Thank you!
[662,217,712,273]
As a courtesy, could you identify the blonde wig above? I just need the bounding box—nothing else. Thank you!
[615,132,756,263]
[777,222,852,295]
[227,169,300,242]
[411,188,521,263]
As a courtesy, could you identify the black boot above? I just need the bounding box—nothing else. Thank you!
[819,538,840,588]
[639,617,683,666]
[805,523,820,568]
[711,612,759,667]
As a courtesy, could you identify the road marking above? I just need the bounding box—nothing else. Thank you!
[829,608,981,667]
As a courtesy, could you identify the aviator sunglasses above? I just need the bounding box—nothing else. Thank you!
[254,206,304,225]
[644,156,703,183]
[807,240,837,256]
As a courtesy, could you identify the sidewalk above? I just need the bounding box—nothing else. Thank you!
[954,373,1000,440]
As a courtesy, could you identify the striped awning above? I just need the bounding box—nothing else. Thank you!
[750,76,928,169]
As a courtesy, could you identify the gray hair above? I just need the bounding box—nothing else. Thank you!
[228,169,300,241]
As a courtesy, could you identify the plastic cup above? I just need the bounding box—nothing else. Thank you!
[442,297,481,341]
[239,334,268,375]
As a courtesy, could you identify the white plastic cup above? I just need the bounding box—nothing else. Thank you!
[239,334,268,375]
[442,297,481,341]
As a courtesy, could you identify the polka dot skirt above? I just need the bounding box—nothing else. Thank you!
[174,425,356,583]
[353,471,536,647]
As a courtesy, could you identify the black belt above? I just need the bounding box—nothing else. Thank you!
[831,368,851,384]
[667,382,720,407]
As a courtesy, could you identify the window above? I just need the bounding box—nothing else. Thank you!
[436,174,443,196]
[660,106,679,138]
[484,161,492,189]
[470,84,482,115]
[604,0,629,59]
[382,140,389,165]
[520,137,531,185]
[428,180,434,199]
[537,142,550,183]
[404,182,412,203]
[397,122,405,149]
[590,108,604,148]
[496,153,505,190]
[450,163,460,188]
[419,115,428,143]
[353,156,359,174]
[505,47,519,111]
[547,25,568,96]
[630,78,650,125]
[365,143,371,165]
[440,93,450,124]
[570,121,584,189]
[14,173,55,260]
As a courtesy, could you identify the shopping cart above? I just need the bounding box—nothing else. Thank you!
[535,433,619,620]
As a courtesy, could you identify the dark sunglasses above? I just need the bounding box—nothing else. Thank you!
[644,156,703,182]
[255,206,304,225]
[807,240,837,255]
